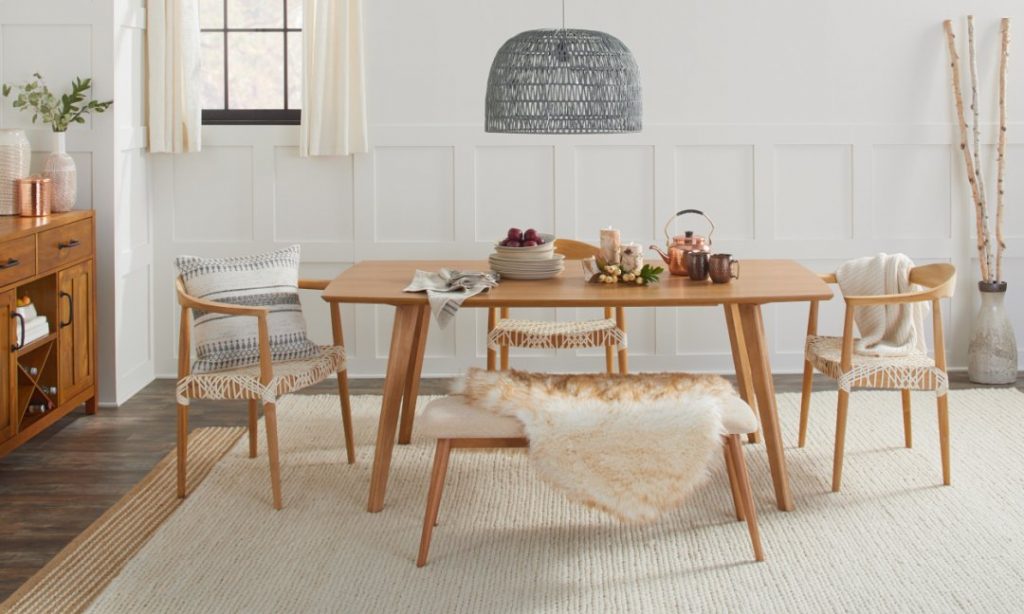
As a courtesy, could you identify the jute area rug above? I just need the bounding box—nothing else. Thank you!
[6,389,1024,613]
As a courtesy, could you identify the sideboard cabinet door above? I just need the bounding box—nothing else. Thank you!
[0,291,13,442]
[58,260,95,404]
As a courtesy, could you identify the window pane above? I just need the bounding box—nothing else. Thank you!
[199,0,223,29]
[200,32,225,109]
[286,0,302,28]
[227,32,284,109]
[227,0,283,29]
[287,32,301,109]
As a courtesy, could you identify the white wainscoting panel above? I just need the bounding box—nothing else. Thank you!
[173,146,255,242]
[774,145,853,240]
[474,146,554,242]
[872,145,951,239]
[0,24,93,129]
[574,146,656,243]
[274,146,354,243]
[374,146,454,242]
[675,146,755,240]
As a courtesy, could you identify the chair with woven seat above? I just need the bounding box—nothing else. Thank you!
[175,278,355,510]
[486,239,628,374]
[797,263,956,491]
[414,385,765,566]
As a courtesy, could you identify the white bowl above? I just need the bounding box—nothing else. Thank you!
[493,233,556,259]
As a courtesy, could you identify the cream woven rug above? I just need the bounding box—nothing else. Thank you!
[15,389,1024,612]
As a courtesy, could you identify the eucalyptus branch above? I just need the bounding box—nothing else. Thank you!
[2,73,112,132]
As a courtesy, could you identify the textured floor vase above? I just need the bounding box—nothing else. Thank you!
[968,282,1019,384]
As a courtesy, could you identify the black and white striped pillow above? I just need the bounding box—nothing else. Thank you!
[175,245,320,373]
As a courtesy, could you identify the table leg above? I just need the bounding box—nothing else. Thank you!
[367,304,422,512]
[398,305,431,445]
[738,304,794,511]
[724,304,761,444]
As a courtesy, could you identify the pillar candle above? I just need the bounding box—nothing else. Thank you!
[620,242,644,273]
[599,227,621,264]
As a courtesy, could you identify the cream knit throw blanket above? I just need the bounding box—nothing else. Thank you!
[836,253,927,357]
[453,369,733,523]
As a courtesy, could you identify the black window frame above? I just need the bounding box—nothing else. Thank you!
[201,0,301,126]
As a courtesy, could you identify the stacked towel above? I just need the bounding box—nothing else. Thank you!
[17,315,49,346]
[835,253,926,357]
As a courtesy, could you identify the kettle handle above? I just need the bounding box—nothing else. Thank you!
[664,209,715,246]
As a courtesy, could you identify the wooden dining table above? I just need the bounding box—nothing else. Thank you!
[322,259,832,514]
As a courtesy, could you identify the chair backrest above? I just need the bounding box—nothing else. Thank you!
[820,263,956,302]
[908,263,957,299]
[553,239,599,260]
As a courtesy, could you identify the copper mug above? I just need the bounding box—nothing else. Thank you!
[709,253,740,284]
[685,250,710,281]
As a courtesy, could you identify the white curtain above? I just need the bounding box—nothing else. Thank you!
[147,0,202,153]
[300,0,368,157]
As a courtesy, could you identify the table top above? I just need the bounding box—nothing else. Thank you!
[323,259,832,307]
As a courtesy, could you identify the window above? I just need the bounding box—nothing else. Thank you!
[200,0,302,124]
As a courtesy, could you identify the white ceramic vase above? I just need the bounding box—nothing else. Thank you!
[43,132,76,212]
[0,129,31,215]
[968,282,1019,384]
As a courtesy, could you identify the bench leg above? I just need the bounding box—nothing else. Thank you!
[727,434,765,561]
[417,439,452,567]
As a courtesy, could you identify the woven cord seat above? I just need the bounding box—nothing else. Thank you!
[486,239,629,374]
[805,336,948,395]
[487,318,626,351]
[177,346,346,405]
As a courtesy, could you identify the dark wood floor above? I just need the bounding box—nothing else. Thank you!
[1,373,1019,600]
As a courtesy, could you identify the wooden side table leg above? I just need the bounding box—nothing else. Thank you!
[739,304,794,511]
[367,304,421,513]
[398,305,430,445]
[724,304,760,444]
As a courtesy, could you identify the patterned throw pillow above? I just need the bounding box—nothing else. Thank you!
[175,245,320,373]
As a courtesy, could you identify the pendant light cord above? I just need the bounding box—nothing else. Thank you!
[561,0,566,30]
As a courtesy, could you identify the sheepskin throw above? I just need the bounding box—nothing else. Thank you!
[176,245,320,373]
[454,369,734,522]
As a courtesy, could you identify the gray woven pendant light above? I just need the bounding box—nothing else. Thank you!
[485,3,642,134]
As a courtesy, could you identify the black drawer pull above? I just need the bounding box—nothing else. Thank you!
[0,258,19,269]
[58,239,81,250]
[12,312,25,351]
[60,291,73,328]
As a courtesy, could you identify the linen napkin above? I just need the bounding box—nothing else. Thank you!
[404,268,500,328]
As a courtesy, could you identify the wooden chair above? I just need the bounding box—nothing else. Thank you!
[486,239,628,374]
[414,385,765,567]
[175,278,355,510]
[797,264,956,491]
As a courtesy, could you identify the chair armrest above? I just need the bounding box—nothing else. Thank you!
[175,278,269,317]
[175,277,274,383]
[298,279,330,291]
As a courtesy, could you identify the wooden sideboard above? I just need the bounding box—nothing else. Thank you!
[0,211,97,458]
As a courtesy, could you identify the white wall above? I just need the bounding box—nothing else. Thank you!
[0,0,152,405]
[148,0,1024,379]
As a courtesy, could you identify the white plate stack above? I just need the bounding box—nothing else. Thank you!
[489,233,564,280]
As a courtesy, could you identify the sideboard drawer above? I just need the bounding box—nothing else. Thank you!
[0,236,37,288]
[38,219,93,272]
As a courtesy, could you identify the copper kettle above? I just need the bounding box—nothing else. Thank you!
[649,209,715,276]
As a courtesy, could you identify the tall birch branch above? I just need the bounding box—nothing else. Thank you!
[996,18,1011,282]
[944,19,991,282]
[967,15,995,281]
